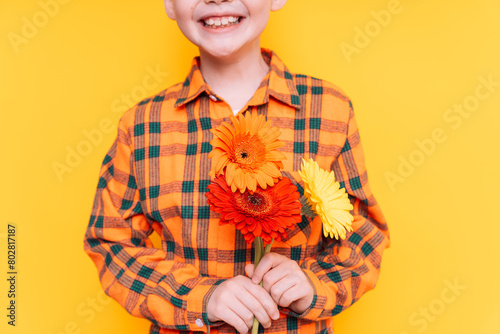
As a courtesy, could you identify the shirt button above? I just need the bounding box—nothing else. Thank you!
[196,318,204,328]
[209,94,217,101]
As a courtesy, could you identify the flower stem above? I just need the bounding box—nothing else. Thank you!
[254,237,263,268]
[264,239,274,254]
[252,238,274,334]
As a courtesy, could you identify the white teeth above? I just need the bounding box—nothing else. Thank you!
[203,16,240,28]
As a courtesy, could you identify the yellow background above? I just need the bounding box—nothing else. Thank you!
[1,0,499,333]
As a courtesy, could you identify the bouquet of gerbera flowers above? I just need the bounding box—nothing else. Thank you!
[206,112,353,333]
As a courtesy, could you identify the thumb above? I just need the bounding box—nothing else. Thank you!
[245,263,255,278]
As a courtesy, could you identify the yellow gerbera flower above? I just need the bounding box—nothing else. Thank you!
[208,112,286,193]
[298,158,354,240]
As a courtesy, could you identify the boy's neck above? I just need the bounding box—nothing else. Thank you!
[198,45,270,112]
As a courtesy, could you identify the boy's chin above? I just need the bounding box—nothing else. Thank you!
[200,46,244,60]
[199,41,259,61]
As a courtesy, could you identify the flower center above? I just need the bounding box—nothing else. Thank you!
[231,134,265,169]
[247,194,262,206]
[234,143,255,165]
[235,191,275,218]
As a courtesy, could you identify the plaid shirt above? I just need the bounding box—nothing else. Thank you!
[83,48,390,334]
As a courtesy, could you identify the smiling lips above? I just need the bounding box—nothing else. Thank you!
[203,16,241,28]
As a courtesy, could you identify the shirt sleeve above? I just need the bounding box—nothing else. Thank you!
[83,111,226,333]
[280,104,391,320]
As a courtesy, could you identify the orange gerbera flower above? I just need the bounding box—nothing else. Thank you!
[206,175,302,244]
[208,112,286,193]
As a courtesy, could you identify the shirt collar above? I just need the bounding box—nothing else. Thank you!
[174,48,301,110]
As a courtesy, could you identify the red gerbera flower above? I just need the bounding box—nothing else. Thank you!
[206,175,302,244]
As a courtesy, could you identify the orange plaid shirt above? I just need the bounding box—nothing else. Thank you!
[83,48,390,334]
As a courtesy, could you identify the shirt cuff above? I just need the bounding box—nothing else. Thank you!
[186,278,227,333]
[145,277,227,333]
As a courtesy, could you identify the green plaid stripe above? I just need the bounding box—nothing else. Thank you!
[182,101,197,266]
[308,77,322,157]
[197,95,211,275]
[133,102,148,203]
[148,92,164,224]
[292,73,307,171]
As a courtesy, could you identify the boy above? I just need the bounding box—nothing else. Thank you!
[83,0,391,333]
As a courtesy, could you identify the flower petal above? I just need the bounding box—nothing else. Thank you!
[207,111,286,199]
[298,159,353,240]
[205,176,302,244]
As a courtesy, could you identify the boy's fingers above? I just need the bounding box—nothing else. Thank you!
[245,281,280,320]
[245,263,255,278]
[223,307,251,334]
[280,285,305,308]
[261,266,289,291]
[269,276,295,306]
[236,290,272,328]
[227,297,255,330]
[251,253,285,284]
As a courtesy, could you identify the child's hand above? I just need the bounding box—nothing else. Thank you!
[207,275,280,334]
[245,253,314,315]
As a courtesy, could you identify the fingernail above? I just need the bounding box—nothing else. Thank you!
[272,312,279,320]
[252,277,258,284]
